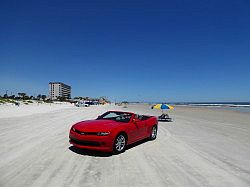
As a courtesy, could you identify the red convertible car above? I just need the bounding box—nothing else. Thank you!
[69,111,158,154]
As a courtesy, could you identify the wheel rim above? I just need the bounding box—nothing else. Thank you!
[152,126,157,138]
[115,135,126,151]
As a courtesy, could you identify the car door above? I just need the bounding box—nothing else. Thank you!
[125,115,141,143]
[133,115,147,140]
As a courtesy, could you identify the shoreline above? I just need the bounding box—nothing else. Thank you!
[174,104,250,113]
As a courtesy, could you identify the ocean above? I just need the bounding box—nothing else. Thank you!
[174,102,250,113]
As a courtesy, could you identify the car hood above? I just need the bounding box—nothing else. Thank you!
[73,119,123,132]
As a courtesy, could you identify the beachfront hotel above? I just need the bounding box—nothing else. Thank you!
[49,82,71,100]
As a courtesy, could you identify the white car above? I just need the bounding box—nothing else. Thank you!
[75,101,89,107]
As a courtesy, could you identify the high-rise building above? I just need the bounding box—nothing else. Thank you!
[49,82,71,100]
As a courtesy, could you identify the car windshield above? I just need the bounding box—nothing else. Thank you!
[97,111,132,123]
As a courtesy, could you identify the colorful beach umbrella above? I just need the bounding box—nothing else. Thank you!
[152,104,174,110]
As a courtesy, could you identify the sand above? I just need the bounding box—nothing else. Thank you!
[0,104,249,186]
[0,102,74,118]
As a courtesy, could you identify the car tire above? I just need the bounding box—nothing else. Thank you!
[149,125,157,140]
[113,133,127,154]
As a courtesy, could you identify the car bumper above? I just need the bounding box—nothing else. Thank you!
[69,130,113,152]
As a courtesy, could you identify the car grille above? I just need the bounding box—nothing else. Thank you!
[75,129,98,135]
[70,138,101,147]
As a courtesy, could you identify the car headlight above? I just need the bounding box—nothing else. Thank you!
[97,132,110,136]
[71,127,76,132]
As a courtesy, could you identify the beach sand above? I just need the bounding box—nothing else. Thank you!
[0,104,249,186]
[0,102,74,118]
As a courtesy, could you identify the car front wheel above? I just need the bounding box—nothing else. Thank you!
[113,134,127,154]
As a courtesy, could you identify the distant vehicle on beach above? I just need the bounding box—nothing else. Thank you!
[69,111,158,154]
[75,101,89,107]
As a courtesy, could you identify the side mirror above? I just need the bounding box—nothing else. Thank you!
[97,115,101,119]
[132,118,139,124]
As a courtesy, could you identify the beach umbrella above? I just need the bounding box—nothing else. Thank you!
[153,104,174,109]
[152,104,174,113]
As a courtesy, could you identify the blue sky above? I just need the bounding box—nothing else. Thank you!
[1,0,250,102]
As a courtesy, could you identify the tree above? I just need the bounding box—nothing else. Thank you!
[41,95,46,101]
[18,93,26,100]
[15,96,21,100]
[3,94,8,98]
[9,95,15,99]
[57,96,66,102]
[37,94,42,100]
[24,95,30,100]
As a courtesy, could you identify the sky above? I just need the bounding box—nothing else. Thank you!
[0,0,250,102]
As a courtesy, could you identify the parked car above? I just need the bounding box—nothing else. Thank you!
[69,111,158,154]
[75,101,89,107]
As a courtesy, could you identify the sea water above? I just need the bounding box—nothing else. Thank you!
[175,102,250,113]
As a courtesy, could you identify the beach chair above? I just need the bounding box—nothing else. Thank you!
[158,113,173,122]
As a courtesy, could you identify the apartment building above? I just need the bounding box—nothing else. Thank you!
[49,82,71,100]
